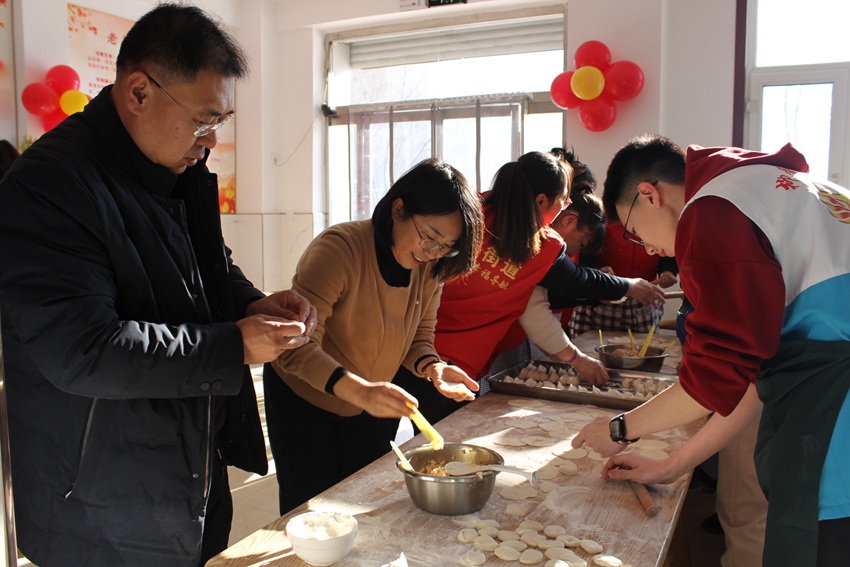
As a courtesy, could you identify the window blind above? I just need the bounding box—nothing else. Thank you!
[344,15,564,69]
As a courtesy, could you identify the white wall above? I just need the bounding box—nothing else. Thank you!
[12,0,737,293]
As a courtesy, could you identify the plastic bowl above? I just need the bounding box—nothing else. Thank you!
[285,511,358,566]
[396,443,504,515]
[595,344,668,372]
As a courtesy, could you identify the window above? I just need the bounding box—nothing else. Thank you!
[326,11,565,220]
[746,1,850,186]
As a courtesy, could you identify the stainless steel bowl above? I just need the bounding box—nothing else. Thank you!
[396,443,504,516]
[595,344,668,372]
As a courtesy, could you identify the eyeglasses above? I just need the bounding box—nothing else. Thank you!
[622,191,644,247]
[145,73,235,137]
[411,217,459,258]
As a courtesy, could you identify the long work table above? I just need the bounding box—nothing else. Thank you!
[208,337,700,567]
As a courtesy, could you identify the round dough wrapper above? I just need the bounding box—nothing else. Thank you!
[463,549,486,566]
[538,538,565,550]
[478,526,499,538]
[633,438,669,450]
[640,448,669,460]
[546,547,584,561]
[494,545,522,561]
[474,534,498,551]
[580,539,604,554]
[522,435,556,447]
[520,548,545,564]
[545,561,572,567]
[521,531,545,546]
[458,528,478,542]
[587,451,607,462]
[500,485,539,500]
[543,525,567,538]
[592,554,623,567]
[540,480,557,493]
[505,502,533,516]
[473,518,500,529]
[537,465,560,480]
[557,534,582,548]
[519,520,544,531]
[506,418,541,430]
[502,539,529,551]
[557,448,587,460]
[558,461,579,476]
[495,436,527,447]
[498,529,521,542]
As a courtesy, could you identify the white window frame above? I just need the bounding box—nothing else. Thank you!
[745,1,850,187]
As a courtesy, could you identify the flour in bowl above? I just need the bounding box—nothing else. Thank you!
[287,512,356,540]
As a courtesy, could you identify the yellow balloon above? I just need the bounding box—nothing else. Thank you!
[59,89,89,116]
[570,65,605,101]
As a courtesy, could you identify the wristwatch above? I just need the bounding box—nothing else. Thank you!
[609,413,640,445]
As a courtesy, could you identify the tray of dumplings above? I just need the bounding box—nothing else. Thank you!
[487,360,676,410]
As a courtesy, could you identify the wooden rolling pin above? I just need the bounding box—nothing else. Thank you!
[631,481,660,517]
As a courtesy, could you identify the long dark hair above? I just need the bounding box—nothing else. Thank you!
[551,147,605,232]
[116,3,248,82]
[373,159,483,281]
[484,151,571,265]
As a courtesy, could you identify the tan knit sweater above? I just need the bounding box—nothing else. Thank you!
[272,220,442,416]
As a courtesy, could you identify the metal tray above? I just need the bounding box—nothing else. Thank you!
[486,359,675,411]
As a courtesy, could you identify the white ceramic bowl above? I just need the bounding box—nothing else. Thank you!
[285,511,358,566]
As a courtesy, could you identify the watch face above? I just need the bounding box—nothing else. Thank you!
[609,416,624,441]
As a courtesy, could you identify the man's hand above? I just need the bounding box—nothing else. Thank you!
[246,290,318,336]
[236,315,308,364]
[571,416,626,458]
[602,453,683,484]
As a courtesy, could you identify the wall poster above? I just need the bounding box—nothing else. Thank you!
[67,3,237,213]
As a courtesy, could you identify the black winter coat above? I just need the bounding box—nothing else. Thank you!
[0,86,267,566]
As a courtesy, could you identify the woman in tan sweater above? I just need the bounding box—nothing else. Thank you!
[264,159,484,513]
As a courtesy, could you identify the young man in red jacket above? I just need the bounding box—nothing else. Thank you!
[574,134,850,566]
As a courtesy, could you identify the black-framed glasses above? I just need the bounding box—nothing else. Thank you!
[145,73,234,137]
[411,217,459,258]
[622,191,644,247]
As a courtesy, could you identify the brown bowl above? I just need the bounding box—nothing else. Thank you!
[396,443,504,516]
[595,344,668,372]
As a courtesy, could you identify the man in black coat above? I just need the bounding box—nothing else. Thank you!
[0,4,316,566]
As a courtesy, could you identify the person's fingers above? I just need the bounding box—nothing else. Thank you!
[571,429,586,448]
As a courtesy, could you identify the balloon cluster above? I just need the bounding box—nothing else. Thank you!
[550,41,645,132]
[21,65,90,132]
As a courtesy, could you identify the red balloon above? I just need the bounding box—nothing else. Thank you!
[45,65,80,94]
[574,40,611,72]
[604,60,645,101]
[550,71,583,110]
[41,108,69,132]
[578,95,617,132]
[21,82,59,116]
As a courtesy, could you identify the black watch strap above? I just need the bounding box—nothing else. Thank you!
[609,412,640,445]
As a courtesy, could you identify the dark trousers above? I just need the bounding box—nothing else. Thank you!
[263,364,399,515]
[199,451,232,566]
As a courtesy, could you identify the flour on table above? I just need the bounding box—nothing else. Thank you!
[462,549,486,566]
